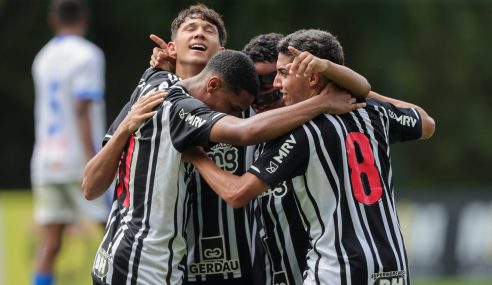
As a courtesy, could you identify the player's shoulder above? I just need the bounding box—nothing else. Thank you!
[64,35,105,61]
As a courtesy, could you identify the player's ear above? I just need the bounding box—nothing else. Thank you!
[309,72,321,88]
[167,41,177,58]
[206,76,222,94]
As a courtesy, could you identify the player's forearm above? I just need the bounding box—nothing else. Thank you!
[215,95,326,146]
[322,61,370,99]
[368,91,435,139]
[82,127,131,200]
[190,153,247,208]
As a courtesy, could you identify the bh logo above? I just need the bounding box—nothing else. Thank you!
[201,236,225,261]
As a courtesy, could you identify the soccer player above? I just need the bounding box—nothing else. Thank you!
[89,47,368,285]
[30,1,108,285]
[183,29,436,285]
[148,28,370,284]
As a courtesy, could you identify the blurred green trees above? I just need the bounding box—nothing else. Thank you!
[0,0,490,190]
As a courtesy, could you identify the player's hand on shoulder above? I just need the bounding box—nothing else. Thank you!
[318,83,366,115]
[121,90,166,135]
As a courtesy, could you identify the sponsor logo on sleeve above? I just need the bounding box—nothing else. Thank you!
[260,181,288,198]
[266,134,296,174]
[179,108,207,128]
[388,110,417,127]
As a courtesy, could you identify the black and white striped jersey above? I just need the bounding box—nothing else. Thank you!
[249,142,310,285]
[248,99,423,285]
[184,143,253,285]
[92,68,227,285]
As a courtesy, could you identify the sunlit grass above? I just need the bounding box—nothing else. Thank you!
[0,190,103,285]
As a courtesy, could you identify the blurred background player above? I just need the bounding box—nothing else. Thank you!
[30,0,108,284]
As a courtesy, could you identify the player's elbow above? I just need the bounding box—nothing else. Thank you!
[82,179,99,200]
[420,116,436,140]
[222,187,251,209]
[226,195,249,209]
[354,81,371,100]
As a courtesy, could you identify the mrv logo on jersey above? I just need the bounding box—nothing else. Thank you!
[188,236,241,275]
[179,108,207,128]
[267,134,296,173]
[388,110,417,127]
[371,270,406,285]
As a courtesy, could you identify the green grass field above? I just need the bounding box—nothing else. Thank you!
[0,190,103,285]
[0,190,490,285]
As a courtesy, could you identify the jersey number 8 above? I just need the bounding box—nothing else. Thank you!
[345,132,383,206]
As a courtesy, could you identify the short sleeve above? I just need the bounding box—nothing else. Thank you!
[73,49,105,101]
[248,127,310,188]
[369,99,423,143]
[167,87,227,152]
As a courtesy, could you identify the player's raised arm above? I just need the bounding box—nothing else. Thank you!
[288,46,370,99]
[209,82,365,146]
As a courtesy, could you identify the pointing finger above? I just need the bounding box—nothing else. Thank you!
[150,34,168,49]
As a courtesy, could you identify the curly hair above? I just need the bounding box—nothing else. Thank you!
[242,33,284,63]
[170,4,227,46]
[277,29,344,65]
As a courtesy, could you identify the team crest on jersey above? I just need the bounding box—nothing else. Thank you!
[188,236,241,275]
[371,270,406,285]
[208,143,239,173]
[273,271,289,285]
[93,248,110,278]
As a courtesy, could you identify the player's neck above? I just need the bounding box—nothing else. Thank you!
[179,76,207,100]
[175,62,206,79]
[56,26,86,37]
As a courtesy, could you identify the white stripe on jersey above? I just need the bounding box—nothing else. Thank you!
[301,121,343,285]
[126,116,159,284]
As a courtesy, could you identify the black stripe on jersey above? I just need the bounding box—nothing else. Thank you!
[276,180,309,283]
[303,121,348,285]
[221,200,233,279]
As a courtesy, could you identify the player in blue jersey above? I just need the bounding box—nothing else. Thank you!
[31,1,108,285]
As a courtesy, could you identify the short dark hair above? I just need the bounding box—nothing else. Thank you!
[277,29,344,65]
[203,50,259,97]
[50,0,87,25]
[242,33,284,63]
[170,4,227,46]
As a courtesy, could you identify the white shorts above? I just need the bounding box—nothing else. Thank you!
[33,182,109,225]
